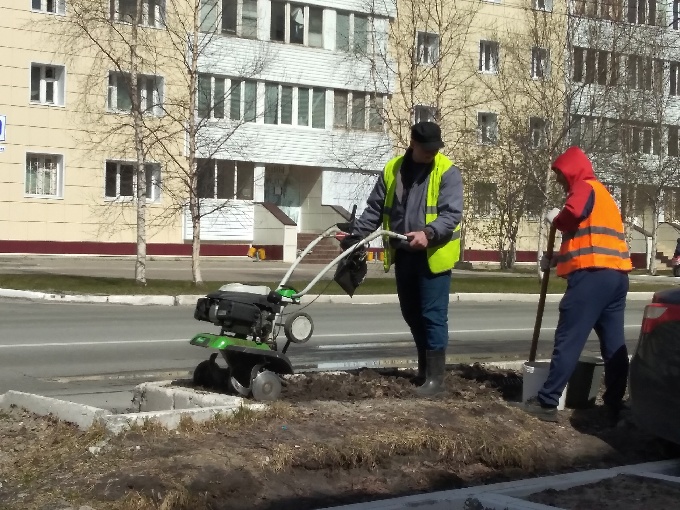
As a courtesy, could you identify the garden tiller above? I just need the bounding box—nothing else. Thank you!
[190,209,407,401]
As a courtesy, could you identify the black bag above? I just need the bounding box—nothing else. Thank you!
[333,247,368,297]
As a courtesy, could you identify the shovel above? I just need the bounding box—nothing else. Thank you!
[529,224,557,363]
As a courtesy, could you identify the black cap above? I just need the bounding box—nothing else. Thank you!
[411,121,445,151]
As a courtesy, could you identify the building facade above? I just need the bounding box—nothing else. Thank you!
[0,0,394,259]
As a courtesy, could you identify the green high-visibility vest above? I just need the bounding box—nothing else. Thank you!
[382,153,461,273]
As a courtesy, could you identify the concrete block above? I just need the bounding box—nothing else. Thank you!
[107,295,176,306]
[0,289,47,300]
[175,294,204,306]
[51,294,109,304]
[0,391,108,430]
[474,493,564,510]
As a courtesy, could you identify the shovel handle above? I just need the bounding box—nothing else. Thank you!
[529,224,557,363]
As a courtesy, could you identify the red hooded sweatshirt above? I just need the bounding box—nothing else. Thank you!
[551,146,597,232]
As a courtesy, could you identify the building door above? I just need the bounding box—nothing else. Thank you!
[264,165,301,228]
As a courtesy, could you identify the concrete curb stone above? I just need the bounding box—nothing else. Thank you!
[0,287,657,306]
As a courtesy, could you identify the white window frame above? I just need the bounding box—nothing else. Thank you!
[110,0,166,27]
[107,71,164,116]
[270,2,324,47]
[531,47,550,79]
[30,63,65,106]
[416,31,439,65]
[478,112,498,145]
[104,160,161,202]
[414,104,439,124]
[25,153,64,198]
[479,40,499,74]
[31,0,65,15]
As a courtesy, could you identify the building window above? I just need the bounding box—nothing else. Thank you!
[336,11,369,53]
[30,64,65,106]
[105,161,161,201]
[26,154,63,197]
[196,159,254,200]
[671,63,680,96]
[529,117,547,148]
[334,91,348,128]
[478,112,498,145]
[200,0,257,37]
[627,0,656,25]
[669,126,679,157]
[416,32,439,65]
[531,47,549,78]
[263,83,294,125]
[311,88,325,128]
[270,2,324,47]
[674,0,680,29]
[110,0,165,27]
[472,182,496,217]
[198,74,228,119]
[108,72,163,115]
[333,91,368,130]
[368,95,383,131]
[573,0,623,20]
[572,48,620,85]
[32,0,65,15]
[533,0,553,11]
[479,40,499,74]
[621,123,660,155]
[626,56,663,91]
[414,105,439,124]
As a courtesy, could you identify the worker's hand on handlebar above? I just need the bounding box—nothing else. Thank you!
[340,234,363,251]
[405,231,428,250]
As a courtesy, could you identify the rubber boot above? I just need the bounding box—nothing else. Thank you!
[416,350,446,396]
[412,348,426,386]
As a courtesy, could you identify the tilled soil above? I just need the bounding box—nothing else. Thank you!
[527,474,680,509]
[0,364,673,510]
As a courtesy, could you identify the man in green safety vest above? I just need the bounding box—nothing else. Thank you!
[341,122,463,396]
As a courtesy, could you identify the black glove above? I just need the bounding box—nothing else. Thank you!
[340,234,363,251]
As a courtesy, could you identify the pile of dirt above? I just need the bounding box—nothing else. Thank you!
[0,365,673,510]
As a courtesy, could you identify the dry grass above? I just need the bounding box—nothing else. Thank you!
[116,487,211,510]
[265,412,543,473]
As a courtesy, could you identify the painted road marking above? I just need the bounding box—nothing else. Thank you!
[0,325,640,349]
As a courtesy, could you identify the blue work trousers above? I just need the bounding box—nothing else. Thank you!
[394,250,451,352]
[538,268,630,407]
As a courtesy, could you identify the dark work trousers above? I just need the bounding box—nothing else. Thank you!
[394,250,451,352]
[538,268,630,407]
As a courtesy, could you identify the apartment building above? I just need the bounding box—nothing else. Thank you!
[0,0,394,258]
[566,0,680,267]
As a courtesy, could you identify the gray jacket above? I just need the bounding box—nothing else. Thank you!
[352,150,464,251]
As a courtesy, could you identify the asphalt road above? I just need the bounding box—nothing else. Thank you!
[0,298,647,411]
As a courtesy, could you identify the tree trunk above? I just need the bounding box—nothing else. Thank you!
[188,0,202,285]
[132,0,146,285]
[650,207,659,275]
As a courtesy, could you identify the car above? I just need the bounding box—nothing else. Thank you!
[629,288,680,445]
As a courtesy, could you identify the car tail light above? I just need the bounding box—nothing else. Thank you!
[640,303,680,334]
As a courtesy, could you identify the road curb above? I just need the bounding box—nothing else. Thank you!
[0,288,657,305]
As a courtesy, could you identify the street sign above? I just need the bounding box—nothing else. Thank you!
[0,115,5,142]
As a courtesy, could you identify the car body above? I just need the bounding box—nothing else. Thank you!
[629,288,680,445]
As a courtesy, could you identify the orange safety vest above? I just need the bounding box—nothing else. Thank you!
[556,180,633,277]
